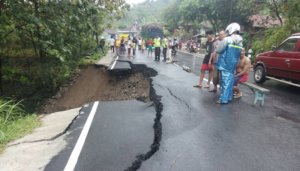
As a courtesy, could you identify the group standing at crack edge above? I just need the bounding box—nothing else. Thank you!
[194,22,251,104]
[110,33,178,63]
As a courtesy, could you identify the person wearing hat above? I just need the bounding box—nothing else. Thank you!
[215,23,243,104]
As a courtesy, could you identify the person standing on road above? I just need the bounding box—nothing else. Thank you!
[179,40,183,50]
[132,37,138,56]
[171,38,178,56]
[153,35,161,61]
[167,40,173,63]
[233,48,251,98]
[109,36,115,53]
[194,30,215,89]
[120,37,126,57]
[132,40,137,57]
[147,38,153,57]
[162,36,168,62]
[216,23,243,104]
[208,30,225,92]
[115,38,121,56]
[99,37,105,54]
[138,37,142,50]
[141,39,146,54]
[127,38,132,57]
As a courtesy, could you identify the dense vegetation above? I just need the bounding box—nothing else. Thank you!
[162,0,300,54]
[119,0,300,56]
[252,0,300,54]
[0,0,128,151]
[0,0,128,108]
[115,0,173,28]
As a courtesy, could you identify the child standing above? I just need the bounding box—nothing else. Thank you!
[147,38,153,57]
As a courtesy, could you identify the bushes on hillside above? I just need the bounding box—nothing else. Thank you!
[252,26,291,55]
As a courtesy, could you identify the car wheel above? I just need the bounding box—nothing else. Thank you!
[254,65,266,83]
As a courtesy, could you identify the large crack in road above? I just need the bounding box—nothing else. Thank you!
[124,65,163,171]
[5,63,163,171]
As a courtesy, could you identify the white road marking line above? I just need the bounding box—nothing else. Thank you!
[266,76,300,87]
[203,78,213,85]
[64,101,99,171]
[110,56,119,70]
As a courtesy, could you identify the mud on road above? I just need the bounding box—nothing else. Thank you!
[42,65,152,114]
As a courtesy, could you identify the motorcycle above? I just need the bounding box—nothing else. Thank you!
[171,45,177,56]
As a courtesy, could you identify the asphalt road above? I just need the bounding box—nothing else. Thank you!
[46,50,300,171]
[173,50,300,117]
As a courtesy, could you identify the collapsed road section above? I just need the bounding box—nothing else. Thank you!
[43,64,164,171]
[124,80,163,171]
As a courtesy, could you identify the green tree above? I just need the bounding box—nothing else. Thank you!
[164,0,253,32]
[115,0,173,28]
[252,0,300,54]
[0,0,128,96]
[163,0,182,33]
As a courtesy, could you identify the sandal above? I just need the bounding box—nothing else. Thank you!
[234,92,243,99]
[208,89,217,93]
[193,85,202,88]
[203,85,210,89]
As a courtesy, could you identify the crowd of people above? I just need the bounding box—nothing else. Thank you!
[106,22,250,104]
[109,35,179,63]
[194,23,251,104]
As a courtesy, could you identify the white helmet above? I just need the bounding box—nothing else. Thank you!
[225,23,240,35]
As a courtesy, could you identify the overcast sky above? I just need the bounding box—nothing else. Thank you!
[125,0,146,5]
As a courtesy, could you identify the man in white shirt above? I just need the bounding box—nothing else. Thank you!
[110,36,115,53]
[138,37,142,50]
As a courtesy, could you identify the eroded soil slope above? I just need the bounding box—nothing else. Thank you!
[42,65,150,114]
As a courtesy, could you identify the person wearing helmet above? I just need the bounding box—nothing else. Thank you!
[215,23,243,104]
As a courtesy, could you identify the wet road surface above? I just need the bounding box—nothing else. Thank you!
[173,51,300,122]
[46,50,300,171]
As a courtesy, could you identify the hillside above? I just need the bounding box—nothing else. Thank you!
[116,0,174,28]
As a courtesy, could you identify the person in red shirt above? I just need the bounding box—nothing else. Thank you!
[147,38,153,57]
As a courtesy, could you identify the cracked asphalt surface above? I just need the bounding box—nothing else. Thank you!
[51,50,299,171]
[10,50,300,171]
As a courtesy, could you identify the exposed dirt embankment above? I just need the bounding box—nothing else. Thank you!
[42,65,151,114]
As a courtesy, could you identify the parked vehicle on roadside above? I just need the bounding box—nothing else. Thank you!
[253,33,300,85]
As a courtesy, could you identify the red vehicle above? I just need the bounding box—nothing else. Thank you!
[254,33,300,84]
